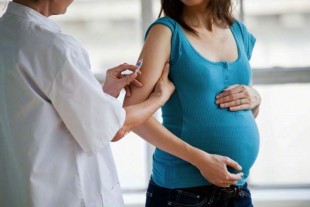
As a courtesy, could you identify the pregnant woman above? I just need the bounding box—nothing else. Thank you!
[124,0,261,206]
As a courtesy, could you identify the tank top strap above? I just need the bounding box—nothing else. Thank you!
[231,20,256,60]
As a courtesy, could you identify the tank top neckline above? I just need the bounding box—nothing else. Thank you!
[174,21,241,66]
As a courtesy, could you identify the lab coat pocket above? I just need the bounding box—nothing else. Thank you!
[101,182,124,207]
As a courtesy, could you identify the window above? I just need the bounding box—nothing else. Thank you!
[242,0,310,187]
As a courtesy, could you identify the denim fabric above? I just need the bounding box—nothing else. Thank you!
[145,179,253,207]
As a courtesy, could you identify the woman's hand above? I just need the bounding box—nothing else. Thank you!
[192,149,244,188]
[216,84,261,112]
[150,63,175,106]
[102,63,143,98]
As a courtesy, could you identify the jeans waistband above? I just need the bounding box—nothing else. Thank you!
[149,179,248,201]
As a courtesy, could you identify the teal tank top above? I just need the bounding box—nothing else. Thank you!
[145,17,260,188]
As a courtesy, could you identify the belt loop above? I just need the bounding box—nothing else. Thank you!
[238,187,245,198]
[234,186,242,198]
[232,187,238,198]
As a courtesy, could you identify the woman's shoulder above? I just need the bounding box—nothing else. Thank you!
[231,19,252,38]
[154,16,177,26]
[145,16,178,39]
[231,19,256,60]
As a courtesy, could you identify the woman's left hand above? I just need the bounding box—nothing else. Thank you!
[215,84,261,111]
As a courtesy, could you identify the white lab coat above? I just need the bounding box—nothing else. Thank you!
[0,2,126,207]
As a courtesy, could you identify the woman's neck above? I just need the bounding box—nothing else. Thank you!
[182,2,209,28]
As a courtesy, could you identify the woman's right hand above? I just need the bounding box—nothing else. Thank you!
[192,149,244,188]
[150,63,175,106]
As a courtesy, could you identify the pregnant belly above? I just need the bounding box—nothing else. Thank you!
[181,110,260,177]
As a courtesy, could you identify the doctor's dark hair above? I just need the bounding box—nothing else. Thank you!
[158,0,235,35]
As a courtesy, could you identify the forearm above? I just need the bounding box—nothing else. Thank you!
[133,117,245,187]
[132,117,208,167]
[112,94,164,141]
[251,104,260,118]
[123,94,164,130]
[250,85,261,118]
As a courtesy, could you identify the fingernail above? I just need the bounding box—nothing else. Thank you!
[216,101,219,104]
[220,104,224,108]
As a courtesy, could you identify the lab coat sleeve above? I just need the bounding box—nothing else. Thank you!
[48,46,125,154]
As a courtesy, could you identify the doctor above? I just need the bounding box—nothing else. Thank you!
[0,0,176,207]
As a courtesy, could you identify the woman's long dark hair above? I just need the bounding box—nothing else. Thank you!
[158,0,235,35]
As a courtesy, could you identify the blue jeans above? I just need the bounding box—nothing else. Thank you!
[145,179,253,207]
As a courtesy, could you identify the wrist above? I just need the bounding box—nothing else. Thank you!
[150,92,166,106]
[252,104,260,118]
[102,85,119,98]
[252,101,261,111]
[186,145,211,168]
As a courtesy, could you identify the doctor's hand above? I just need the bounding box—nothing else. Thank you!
[150,63,175,106]
[102,63,143,98]
[193,149,244,188]
[215,84,261,112]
